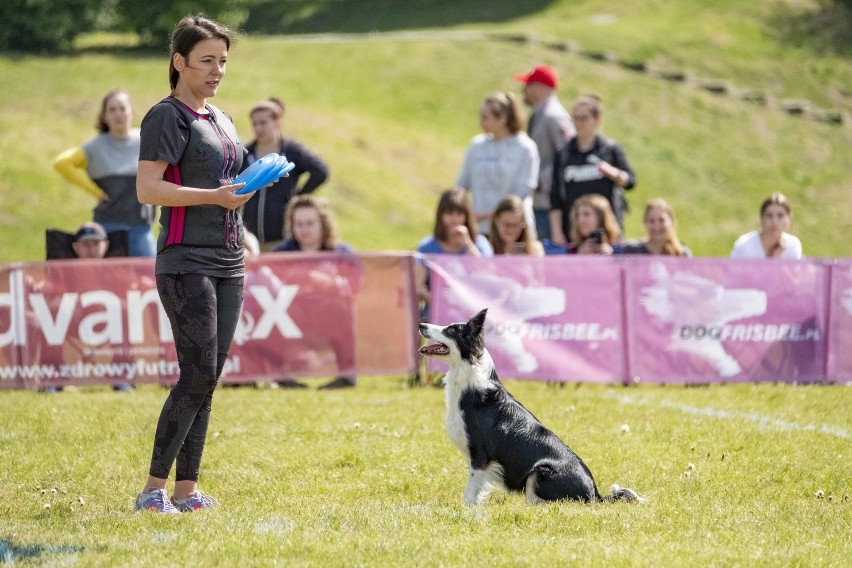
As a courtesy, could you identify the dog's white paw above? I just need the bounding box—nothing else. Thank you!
[610,484,647,503]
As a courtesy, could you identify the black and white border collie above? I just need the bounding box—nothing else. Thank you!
[419,309,645,506]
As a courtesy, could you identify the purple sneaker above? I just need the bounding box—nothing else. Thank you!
[135,488,180,514]
[172,490,219,512]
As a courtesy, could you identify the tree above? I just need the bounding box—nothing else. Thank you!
[0,0,107,51]
[112,0,250,49]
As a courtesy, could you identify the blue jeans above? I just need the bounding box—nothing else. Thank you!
[100,222,156,257]
[534,209,551,242]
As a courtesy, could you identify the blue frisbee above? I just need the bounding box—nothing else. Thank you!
[248,155,295,192]
[233,153,294,195]
[233,154,278,194]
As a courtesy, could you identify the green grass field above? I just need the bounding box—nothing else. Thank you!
[1,378,849,566]
[0,1,850,262]
[1,3,851,565]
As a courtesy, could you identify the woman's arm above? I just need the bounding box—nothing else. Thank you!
[598,142,636,189]
[530,240,545,257]
[511,140,539,199]
[53,146,105,200]
[293,144,330,194]
[136,159,252,210]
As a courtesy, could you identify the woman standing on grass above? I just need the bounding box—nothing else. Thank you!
[730,193,802,259]
[242,97,330,251]
[134,15,254,514]
[550,93,636,245]
[53,89,156,257]
[455,92,539,238]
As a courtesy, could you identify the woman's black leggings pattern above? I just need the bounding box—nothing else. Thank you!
[149,273,244,482]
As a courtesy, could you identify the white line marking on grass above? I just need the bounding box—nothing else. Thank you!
[608,392,852,440]
[254,516,296,536]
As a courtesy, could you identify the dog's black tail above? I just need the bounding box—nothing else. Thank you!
[599,484,647,503]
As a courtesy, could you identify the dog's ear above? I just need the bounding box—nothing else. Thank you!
[468,309,487,334]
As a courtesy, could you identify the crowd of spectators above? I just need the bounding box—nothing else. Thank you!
[44,64,804,391]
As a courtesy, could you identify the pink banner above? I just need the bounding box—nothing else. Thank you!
[827,258,852,381]
[623,257,828,383]
[427,256,624,383]
[0,253,419,389]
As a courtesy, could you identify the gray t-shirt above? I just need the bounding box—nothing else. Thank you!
[83,130,154,226]
[139,97,247,277]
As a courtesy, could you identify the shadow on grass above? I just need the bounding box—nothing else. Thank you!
[769,1,852,57]
[243,0,557,35]
[0,538,84,563]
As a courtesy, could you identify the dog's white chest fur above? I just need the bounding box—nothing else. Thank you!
[443,362,493,460]
[445,390,469,459]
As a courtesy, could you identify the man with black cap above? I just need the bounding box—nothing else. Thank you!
[515,64,575,242]
[72,222,110,259]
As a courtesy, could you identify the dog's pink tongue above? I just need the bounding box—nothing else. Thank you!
[419,343,447,355]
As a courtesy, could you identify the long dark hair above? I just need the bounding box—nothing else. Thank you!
[432,189,478,242]
[168,15,232,90]
[759,192,791,216]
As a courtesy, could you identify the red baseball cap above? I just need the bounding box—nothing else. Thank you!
[514,65,559,89]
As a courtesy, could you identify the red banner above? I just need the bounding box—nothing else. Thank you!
[0,253,419,389]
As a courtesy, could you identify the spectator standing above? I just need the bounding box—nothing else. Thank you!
[565,194,621,255]
[489,195,544,256]
[54,89,156,257]
[274,195,357,390]
[134,15,253,514]
[550,94,636,245]
[455,92,539,238]
[730,193,802,259]
[242,98,330,251]
[515,64,575,241]
[622,199,692,256]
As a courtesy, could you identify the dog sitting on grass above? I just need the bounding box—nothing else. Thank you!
[419,308,645,506]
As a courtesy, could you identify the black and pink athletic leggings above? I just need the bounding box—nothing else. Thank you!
[148,273,244,482]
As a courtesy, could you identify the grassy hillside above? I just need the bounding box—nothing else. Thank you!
[0,0,850,264]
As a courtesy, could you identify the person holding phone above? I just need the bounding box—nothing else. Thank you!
[564,194,621,255]
[488,195,545,256]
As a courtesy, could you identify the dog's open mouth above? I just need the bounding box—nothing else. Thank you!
[419,342,450,356]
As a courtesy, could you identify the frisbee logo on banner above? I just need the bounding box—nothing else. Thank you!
[233,153,296,195]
